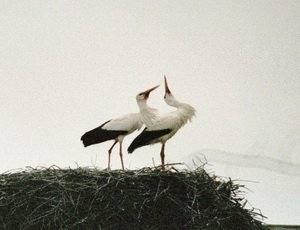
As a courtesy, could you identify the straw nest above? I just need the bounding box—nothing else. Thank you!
[0,165,266,229]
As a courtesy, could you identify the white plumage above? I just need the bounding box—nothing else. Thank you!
[81,85,159,170]
[102,113,142,135]
[128,76,196,167]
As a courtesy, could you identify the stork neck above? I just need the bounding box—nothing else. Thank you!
[166,97,196,121]
[167,97,183,108]
[136,99,158,127]
[137,99,149,110]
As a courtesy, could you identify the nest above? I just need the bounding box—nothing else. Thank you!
[0,165,267,229]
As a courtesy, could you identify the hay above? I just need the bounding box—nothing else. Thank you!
[0,165,266,229]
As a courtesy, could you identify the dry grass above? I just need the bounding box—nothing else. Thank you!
[0,165,267,229]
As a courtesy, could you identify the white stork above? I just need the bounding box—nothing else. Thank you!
[128,76,196,168]
[81,85,159,170]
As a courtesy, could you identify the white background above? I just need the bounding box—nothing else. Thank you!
[1,0,299,225]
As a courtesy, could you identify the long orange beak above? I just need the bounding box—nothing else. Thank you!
[140,85,160,99]
[164,75,171,95]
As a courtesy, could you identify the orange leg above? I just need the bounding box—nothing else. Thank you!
[160,143,165,168]
[107,140,118,170]
[119,142,125,170]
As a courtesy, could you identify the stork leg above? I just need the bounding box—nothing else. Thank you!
[160,143,165,168]
[119,141,125,170]
[107,140,118,170]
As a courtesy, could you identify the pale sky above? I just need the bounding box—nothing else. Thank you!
[1,0,300,225]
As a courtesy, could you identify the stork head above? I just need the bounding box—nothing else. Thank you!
[164,75,176,103]
[136,85,159,101]
[164,75,172,96]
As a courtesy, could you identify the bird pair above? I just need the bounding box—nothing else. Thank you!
[81,76,196,169]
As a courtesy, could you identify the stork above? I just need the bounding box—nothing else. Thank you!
[128,76,196,168]
[80,85,159,170]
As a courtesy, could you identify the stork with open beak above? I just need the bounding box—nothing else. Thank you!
[128,76,196,168]
[80,85,159,170]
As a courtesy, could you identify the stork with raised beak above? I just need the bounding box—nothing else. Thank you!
[128,76,196,168]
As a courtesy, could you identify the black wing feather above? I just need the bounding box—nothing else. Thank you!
[127,128,172,153]
[81,120,128,147]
